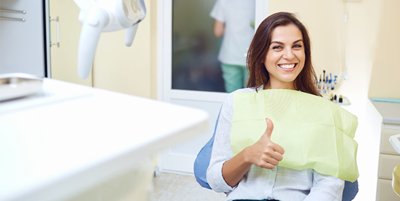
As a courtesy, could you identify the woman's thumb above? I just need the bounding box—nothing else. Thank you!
[263,118,274,139]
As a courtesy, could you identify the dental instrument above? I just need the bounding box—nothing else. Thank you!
[73,0,146,79]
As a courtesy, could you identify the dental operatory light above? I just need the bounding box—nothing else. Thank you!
[74,0,146,79]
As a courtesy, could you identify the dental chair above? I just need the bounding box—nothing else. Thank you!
[194,110,359,201]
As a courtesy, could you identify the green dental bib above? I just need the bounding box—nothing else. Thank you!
[231,89,358,182]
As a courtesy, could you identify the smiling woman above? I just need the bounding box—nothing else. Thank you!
[205,12,354,201]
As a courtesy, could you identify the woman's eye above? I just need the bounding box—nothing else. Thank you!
[293,44,303,49]
[271,45,283,50]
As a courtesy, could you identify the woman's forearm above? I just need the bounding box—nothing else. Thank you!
[222,148,252,187]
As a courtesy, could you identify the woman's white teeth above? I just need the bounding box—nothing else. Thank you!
[278,64,295,69]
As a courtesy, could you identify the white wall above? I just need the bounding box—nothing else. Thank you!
[93,0,155,98]
[368,0,400,99]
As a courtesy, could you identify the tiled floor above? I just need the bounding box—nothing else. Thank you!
[151,172,226,201]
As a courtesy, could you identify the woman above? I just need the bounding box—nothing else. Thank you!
[207,12,344,201]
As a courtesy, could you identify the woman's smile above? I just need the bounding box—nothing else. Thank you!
[277,63,297,71]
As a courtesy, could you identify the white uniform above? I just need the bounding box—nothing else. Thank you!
[210,0,255,66]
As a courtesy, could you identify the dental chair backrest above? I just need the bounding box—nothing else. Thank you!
[193,109,359,201]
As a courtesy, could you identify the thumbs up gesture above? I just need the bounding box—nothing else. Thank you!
[244,118,285,169]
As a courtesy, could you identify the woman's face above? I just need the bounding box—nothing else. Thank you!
[264,24,305,89]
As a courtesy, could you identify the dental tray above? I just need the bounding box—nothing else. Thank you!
[0,73,43,102]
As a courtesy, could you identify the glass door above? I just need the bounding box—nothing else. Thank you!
[157,0,266,173]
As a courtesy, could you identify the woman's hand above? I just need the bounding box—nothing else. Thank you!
[244,118,285,169]
[221,118,285,187]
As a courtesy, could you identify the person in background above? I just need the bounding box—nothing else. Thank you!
[206,12,345,201]
[210,0,255,93]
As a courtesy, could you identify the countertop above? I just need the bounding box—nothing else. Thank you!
[0,79,209,201]
[371,100,400,125]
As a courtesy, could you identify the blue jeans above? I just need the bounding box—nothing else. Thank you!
[221,63,248,93]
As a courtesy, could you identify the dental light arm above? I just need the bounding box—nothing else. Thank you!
[74,0,146,79]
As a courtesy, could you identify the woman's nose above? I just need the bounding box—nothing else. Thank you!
[282,48,295,59]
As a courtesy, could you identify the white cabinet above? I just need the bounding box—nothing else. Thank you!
[374,101,400,201]
[0,0,48,77]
